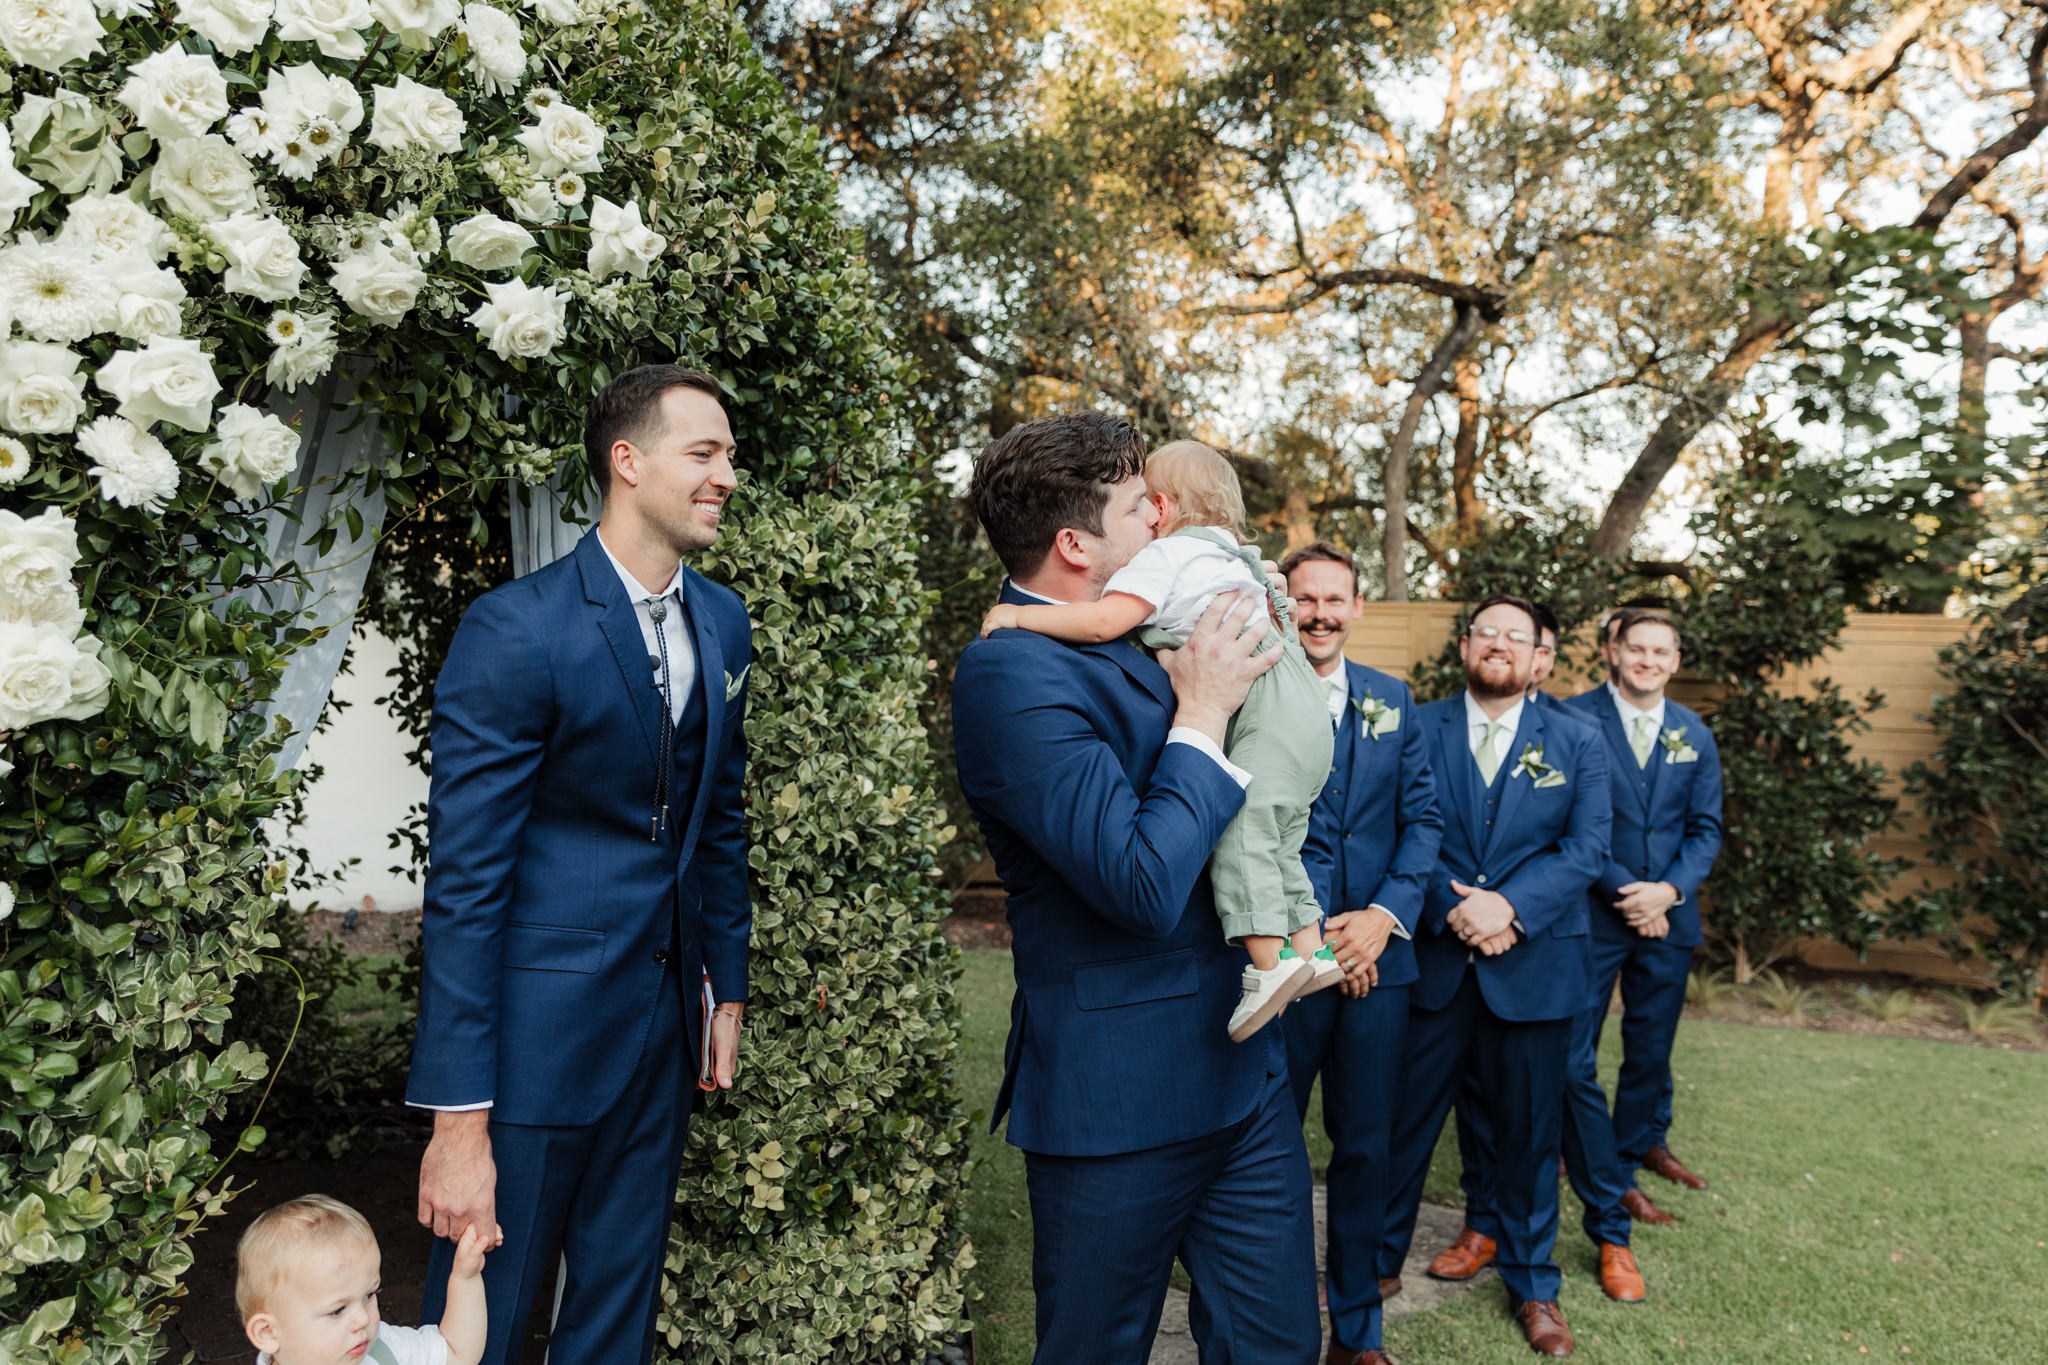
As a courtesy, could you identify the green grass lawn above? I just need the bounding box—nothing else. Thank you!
[954,948,2048,1364]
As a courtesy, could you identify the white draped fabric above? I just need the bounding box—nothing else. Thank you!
[508,472,590,578]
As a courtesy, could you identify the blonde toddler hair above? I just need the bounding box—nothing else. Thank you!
[1146,440,1247,537]
[236,1194,377,1318]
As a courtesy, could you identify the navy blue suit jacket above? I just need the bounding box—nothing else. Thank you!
[1301,662,1443,988]
[406,530,752,1126]
[1413,693,1610,1022]
[953,583,1283,1157]
[1564,688,1724,948]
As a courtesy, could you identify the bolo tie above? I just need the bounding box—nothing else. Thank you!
[648,597,674,842]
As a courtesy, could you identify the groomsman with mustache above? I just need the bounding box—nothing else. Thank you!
[1277,543,1444,1365]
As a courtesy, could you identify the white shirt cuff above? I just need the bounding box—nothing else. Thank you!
[1368,904,1411,940]
[407,1100,493,1112]
[1167,727,1254,789]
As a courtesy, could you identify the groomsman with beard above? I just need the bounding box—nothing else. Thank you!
[1277,543,1444,1365]
[1379,596,1610,1359]
[1561,610,1723,1211]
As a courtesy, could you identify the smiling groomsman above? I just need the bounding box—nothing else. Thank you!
[1278,543,1443,1365]
[1379,596,1610,1359]
[1562,609,1723,1213]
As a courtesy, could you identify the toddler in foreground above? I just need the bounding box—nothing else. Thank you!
[981,439,1341,1039]
[238,1194,492,1365]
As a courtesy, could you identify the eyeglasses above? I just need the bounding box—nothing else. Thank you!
[1469,624,1535,647]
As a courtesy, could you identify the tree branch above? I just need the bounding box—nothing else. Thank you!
[1914,17,2048,232]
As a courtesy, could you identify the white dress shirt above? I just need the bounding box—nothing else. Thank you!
[1463,691,1525,769]
[1313,662,1408,939]
[1606,679,1665,746]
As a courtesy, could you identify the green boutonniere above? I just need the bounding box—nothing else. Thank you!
[1350,691,1402,739]
[1659,725,1699,764]
[1513,741,1568,789]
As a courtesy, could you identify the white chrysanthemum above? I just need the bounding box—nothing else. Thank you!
[0,341,87,435]
[59,191,171,263]
[466,278,569,360]
[151,135,260,221]
[521,86,561,115]
[0,436,29,486]
[95,337,221,432]
[553,172,586,206]
[0,125,41,232]
[199,403,300,498]
[118,46,232,143]
[586,197,665,280]
[0,241,116,343]
[211,211,306,301]
[173,0,274,56]
[264,309,338,389]
[105,256,188,341]
[0,0,103,72]
[447,212,535,270]
[78,415,180,513]
[331,246,426,326]
[518,0,575,24]
[516,101,604,176]
[368,0,455,45]
[369,75,466,155]
[273,0,372,60]
[461,3,526,95]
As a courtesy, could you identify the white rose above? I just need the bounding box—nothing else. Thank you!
[446,212,535,270]
[368,76,466,155]
[461,3,526,95]
[515,102,604,176]
[273,0,372,59]
[0,882,13,921]
[59,191,172,263]
[0,125,41,232]
[95,336,221,432]
[211,211,307,302]
[10,93,121,195]
[200,403,301,498]
[0,505,81,628]
[0,0,101,72]
[519,0,575,23]
[0,621,108,726]
[0,436,30,486]
[174,0,274,56]
[586,197,665,280]
[97,0,150,16]
[118,46,232,143]
[0,242,115,343]
[368,0,455,44]
[506,179,560,224]
[331,246,426,326]
[0,342,87,435]
[78,414,180,512]
[151,135,260,221]
[465,278,568,360]
[262,62,365,132]
[105,256,188,341]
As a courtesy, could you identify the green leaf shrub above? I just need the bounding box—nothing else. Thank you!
[1893,580,2048,996]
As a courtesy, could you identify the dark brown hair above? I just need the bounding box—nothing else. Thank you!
[967,412,1148,578]
[583,365,724,499]
[1279,540,1359,594]
[1466,593,1543,640]
[1613,606,1683,651]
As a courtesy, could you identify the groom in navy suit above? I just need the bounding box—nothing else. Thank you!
[953,412,1321,1364]
[1379,596,1610,1359]
[1277,542,1442,1365]
[408,367,753,1364]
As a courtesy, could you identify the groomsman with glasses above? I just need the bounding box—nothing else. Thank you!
[1561,610,1723,1214]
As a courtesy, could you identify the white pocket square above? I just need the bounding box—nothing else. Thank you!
[1665,749,1699,764]
[724,665,749,702]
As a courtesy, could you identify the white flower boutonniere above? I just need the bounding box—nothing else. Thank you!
[1513,741,1568,789]
[724,664,749,703]
[1660,725,1700,764]
[1350,691,1401,740]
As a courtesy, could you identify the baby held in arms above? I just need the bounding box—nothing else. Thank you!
[981,440,1340,1040]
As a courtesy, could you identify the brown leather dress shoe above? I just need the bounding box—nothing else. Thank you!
[1598,1243,1647,1301]
[1426,1227,1497,1280]
[1622,1187,1676,1224]
[1644,1144,1709,1190]
[1378,1275,1403,1301]
[1327,1345,1397,1365]
[1513,1299,1575,1357]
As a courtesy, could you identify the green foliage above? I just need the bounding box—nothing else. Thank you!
[1940,989,2042,1043]
[1744,968,1818,1019]
[1892,581,2048,996]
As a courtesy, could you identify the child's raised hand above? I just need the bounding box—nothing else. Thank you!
[979,603,1021,638]
[451,1221,497,1278]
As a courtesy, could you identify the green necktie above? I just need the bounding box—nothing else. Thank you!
[1631,713,1655,768]
[1475,720,1503,785]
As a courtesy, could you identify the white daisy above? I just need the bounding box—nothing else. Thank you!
[0,435,31,485]
[266,309,306,344]
[553,172,585,206]
[274,132,320,180]
[78,415,181,513]
[302,115,345,161]
[225,106,286,159]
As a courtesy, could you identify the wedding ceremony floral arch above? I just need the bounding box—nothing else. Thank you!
[0,1,967,1360]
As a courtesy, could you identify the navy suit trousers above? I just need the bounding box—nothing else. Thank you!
[1381,970,1570,1303]
[1284,984,1408,1353]
[421,968,693,1365]
[1028,1071,1320,1365]
[1566,932,1694,1192]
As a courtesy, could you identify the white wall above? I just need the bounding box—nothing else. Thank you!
[289,627,428,911]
